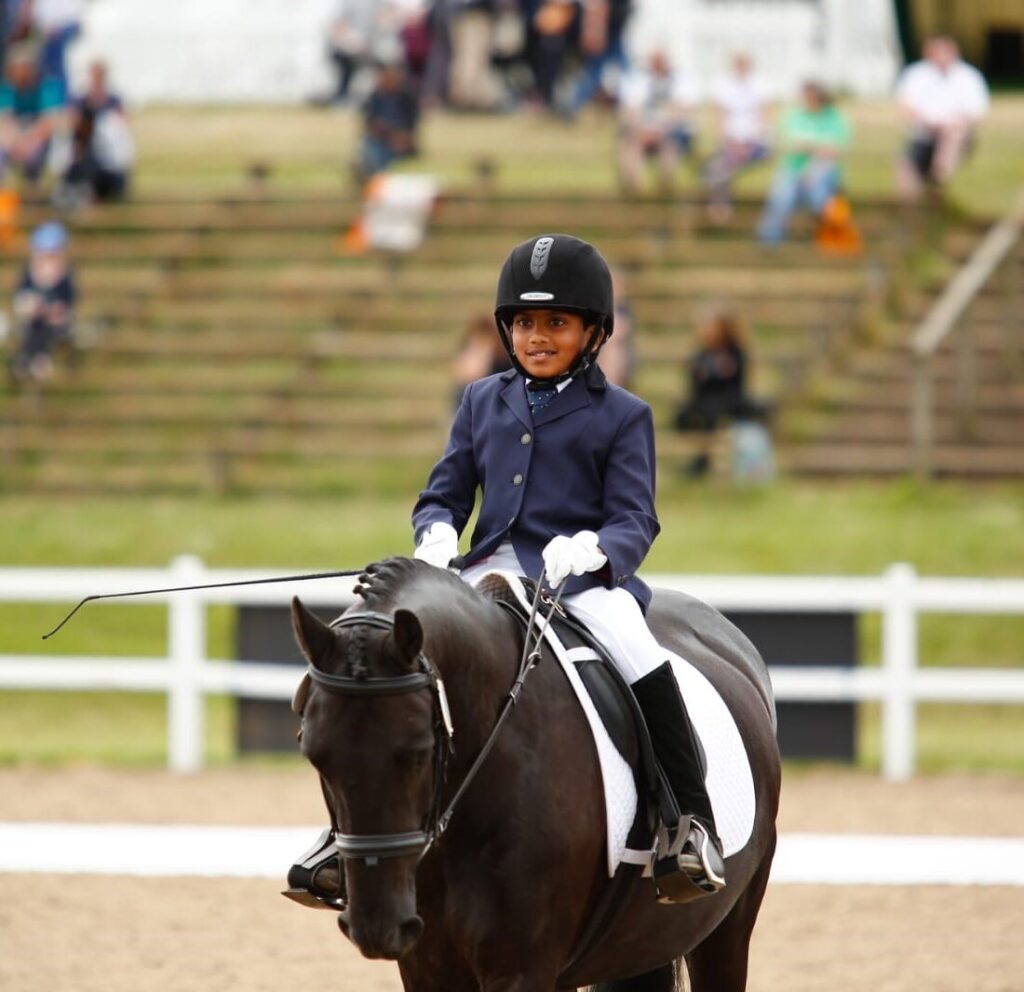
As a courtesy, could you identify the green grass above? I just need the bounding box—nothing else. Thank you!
[1,481,1022,770]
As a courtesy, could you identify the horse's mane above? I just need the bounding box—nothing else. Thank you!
[353,556,482,614]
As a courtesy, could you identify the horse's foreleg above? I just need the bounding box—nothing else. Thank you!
[684,834,776,992]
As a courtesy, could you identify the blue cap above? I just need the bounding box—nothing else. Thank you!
[31,221,69,253]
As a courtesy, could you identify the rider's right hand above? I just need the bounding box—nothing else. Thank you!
[413,522,460,569]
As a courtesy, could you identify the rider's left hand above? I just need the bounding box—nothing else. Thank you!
[542,530,607,586]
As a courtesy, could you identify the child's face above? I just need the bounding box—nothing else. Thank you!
[510,309,590,379]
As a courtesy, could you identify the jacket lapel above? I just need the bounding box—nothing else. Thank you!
[499,371,532,430]
[532,373,591,427]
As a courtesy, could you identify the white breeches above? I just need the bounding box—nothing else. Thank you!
[460,544,665,686]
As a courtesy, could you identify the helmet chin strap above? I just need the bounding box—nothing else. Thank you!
[503,322,606,388]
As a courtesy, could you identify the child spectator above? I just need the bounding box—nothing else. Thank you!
[895,36,989,201]
[756,80,851,245]
[616,49,699,194]
[358,59,420,179]
[58,59,133,206]
[673,303,766,477]
[8,220,76,382]
[0,40,64,186]
[703,52,774,223]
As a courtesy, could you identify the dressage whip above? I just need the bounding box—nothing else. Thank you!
[40,568,370,640]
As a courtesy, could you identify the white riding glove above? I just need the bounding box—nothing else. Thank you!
[542,530,607,587]
[414,522,460,569]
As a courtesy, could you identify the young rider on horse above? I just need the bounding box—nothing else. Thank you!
[289,234,725,906]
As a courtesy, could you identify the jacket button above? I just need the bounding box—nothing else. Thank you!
[520,433,532,445]
[512,473,524,485]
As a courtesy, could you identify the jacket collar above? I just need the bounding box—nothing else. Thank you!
[499,364,606,429]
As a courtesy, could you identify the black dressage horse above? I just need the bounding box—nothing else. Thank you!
[291,557,780,992]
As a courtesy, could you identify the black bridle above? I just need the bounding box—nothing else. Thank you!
[307,611,455,866]
[306,579,564,867]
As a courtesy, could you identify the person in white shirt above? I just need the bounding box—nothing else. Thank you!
[704,51,774,222]
[895,35,989,200]
[617,48,700,193]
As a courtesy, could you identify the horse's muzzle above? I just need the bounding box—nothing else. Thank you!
[337,909,424,960]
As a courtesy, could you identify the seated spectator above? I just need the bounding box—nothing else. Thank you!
[616,49,699,194]
[704,51,774,223]
[357,58,420,180]
[0,40,64,186]
[895,35,989,201]
[673,304,767,478]
[452,311,511,406]
[756,80,851,245]
[8,220,76,382]
[58,59,133,206]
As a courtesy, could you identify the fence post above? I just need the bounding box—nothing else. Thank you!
[881,562,917,781]
[167,555,207,773]
[910,356,933,478]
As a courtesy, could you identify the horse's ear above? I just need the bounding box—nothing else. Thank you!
[392,609,423,665]
[291,596,335,663]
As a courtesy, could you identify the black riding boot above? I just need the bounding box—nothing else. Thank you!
[631,661,726,903]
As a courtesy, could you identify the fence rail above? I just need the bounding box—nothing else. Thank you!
[2,557,1023,780]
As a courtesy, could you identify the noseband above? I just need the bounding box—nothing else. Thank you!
[306,611,454,866]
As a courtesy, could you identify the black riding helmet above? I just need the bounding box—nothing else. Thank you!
[494,234,614,385]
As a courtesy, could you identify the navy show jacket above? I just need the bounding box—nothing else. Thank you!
[412,364,660,610]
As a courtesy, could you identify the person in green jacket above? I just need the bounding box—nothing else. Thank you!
[757,80,851,244]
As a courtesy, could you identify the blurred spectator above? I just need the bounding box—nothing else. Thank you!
[756,81,851,246]
[673,303,767,478]
[895,35,989,201]
[0,40,62,186]
[317,0,405,106]
[31,0,82,104]
[452,311,511,405]
[447,0,509,111]
[526,0,579,112]
[8,219,76,382]
[616,48,699,193]
[358,59,420,179]
[597,267,635,388]
[57,60,133,206]
[703,52,774,223]
[567,0,632,117]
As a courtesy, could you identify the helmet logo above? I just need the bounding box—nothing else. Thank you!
[520,291,554,301]
[529,237,554,279]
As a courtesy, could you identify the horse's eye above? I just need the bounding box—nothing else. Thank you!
[396,747,432,772]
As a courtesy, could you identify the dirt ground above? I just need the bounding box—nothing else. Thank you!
[1,765,1022,992]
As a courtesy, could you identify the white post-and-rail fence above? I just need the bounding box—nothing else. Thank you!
[2,557,1023,781]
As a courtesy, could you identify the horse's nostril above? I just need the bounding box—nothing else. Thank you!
[398,915,424,950]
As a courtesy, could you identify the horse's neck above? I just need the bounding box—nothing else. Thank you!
[428,597,521,756]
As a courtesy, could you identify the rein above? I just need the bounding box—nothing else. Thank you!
[308,577,565,866]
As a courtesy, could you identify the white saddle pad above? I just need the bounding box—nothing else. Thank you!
[473,571,756,876]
